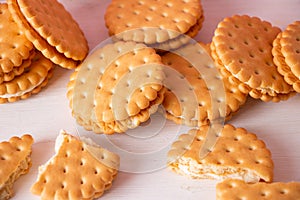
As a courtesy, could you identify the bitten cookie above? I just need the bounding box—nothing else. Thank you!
[168,124,274,183]
[31,130,120,200]
[0,134,34,200]
[211,15,294,102]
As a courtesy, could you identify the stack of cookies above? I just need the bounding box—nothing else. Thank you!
[272,21,300,93]
[69,0,249,134]
[0,0,89,103]
[67,41,165,134]
[68,0,208,134]
[210,15,297,102]
[166,14,300,200]
[1,0,300,199]
[0,3,53,103]
[104,1,300,197]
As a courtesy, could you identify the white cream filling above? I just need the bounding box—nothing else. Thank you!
[0,76,46,98]
[176,159,260,183]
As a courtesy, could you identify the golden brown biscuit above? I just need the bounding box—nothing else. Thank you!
[272,21,300,92]
[0,134,34,200]
[217,179,300,200]
[67,41,165,134]
[0,51,54,103]
[7,0,89,69]
[211,15,294,102]
[105,0,204,50]
[31,130,119,200]
[0,50,35,84]
[0,3,33,74]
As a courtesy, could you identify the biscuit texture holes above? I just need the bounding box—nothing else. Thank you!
[279,189,288,195]
[260,191,269,197]
[248,145,256,151]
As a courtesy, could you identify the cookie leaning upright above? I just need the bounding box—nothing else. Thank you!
[7,0,89,69]
[105,0,204,50]
[272,21,300,92]
[67,41,165,134]
[160,42,247,126]
[0,134,34,200]
[0,3,33,83]
[161,47,215,127]
[211,15,294,102]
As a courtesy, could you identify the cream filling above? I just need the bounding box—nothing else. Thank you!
[176,159,260,183]
[0,155,31,199]
[0,77,46,98]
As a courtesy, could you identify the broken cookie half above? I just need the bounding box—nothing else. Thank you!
[0,134,34,200]
[31,130,120,200]
[167,124,273,183]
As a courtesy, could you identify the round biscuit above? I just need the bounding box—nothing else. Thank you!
[7,0,88,69]
[212,15,294,101]
[93,44,164,123]
[0,3,33,73]
[105,0,203,44]
[211,42,295,102]
[68,41,165,134]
